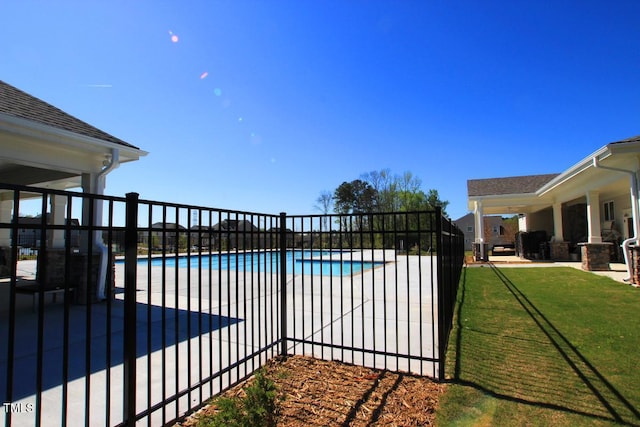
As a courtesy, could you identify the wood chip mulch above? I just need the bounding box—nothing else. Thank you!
[176,355,445,426]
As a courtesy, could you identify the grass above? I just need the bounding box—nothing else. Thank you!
[437,265,640,427]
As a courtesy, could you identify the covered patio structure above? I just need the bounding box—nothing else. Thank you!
[0,80,147,306]
[467,136,640,284]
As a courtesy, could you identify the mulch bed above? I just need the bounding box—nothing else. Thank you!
[176,355,444,426]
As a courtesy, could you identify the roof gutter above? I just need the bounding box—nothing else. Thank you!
[592,157,640,285]
[95,148,120,299]
[537,145,611,197]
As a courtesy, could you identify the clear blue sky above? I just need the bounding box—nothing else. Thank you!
[3,0,639,220]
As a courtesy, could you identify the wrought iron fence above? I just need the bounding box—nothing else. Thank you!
[0,183,464,427]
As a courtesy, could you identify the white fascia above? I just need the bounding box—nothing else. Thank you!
[0,112,148,161]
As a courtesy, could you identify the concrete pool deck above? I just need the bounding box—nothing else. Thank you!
[2,251,439,426]
[4,253,634,426]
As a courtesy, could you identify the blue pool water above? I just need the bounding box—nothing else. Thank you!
[125,250,383,276]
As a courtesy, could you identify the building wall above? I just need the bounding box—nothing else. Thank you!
[454,213,514,251]
[601,192,632,238]
[526,207,554,238]
[454,213,475,251]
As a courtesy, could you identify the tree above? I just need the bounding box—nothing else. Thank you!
[425,189,449,217]
[331,169,450,217]
[314,190,333,232]
[502,215,519,243]
[333,180,377,214]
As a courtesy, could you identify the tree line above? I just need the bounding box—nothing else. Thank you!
[315,169,449,217]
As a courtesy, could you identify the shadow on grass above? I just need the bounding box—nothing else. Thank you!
[449,264,640,426]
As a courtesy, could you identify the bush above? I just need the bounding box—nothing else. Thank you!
[198,368,279,427]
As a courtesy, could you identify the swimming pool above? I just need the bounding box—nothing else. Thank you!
[125,250,383,276]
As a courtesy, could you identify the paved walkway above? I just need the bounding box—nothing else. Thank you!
[470,255,633,284]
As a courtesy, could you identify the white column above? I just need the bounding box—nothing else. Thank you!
[552,202,564,241]
[49,195,67,248]
[586,191,602,243]
[474,200,484,243]
[81,172,109,300]
[81,173,105,247]
[633,168,640,242]
[518,214,528,232]
[0,199,12,246]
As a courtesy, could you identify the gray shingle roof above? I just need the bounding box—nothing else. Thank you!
[467,173,560,197]
[0,80,139,149]
[610,135,640,144]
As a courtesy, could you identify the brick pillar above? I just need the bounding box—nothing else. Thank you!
[579,243,612,271]
[632,247,640,285]
[550,241,570,261]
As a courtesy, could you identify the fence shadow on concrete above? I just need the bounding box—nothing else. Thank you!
[0,297,241,402]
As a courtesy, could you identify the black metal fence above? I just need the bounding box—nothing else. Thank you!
[0,183,464,427]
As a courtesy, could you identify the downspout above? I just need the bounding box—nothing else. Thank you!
[592,157,639,284]
[95,149,120,299]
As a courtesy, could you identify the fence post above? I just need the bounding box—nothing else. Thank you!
[279,212,288,356]
[123,192,139,426]
[435,207,446,380]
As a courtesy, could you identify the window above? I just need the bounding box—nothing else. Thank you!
[467,226,473,232]
[604,201,615,222]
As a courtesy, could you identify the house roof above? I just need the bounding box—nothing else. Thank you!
[611,135,640,145]
[0,80,139,149]
[467,135,640,216]
[467,174,560,197]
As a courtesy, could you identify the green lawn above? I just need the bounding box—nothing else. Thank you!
[437,266,640,427]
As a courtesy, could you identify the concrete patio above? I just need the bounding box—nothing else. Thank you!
[472,255,632,284]
[2,251,439,426]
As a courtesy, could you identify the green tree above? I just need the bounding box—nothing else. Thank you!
[425,189,449,217]
[360,169,449,215]
[333,180,377,214]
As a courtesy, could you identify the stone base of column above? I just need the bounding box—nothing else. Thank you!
[473,243,488,262]
[578,243,612,271]
[37,249,112,304]
[550,241,570,261]
[631,247,640,285]
[0,246,13,278]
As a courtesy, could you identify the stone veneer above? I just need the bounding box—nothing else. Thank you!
[631,247,640,285]
[473,243,488,262]
[0,247,13,278]
[550,241,570,261]
[37,249,113,304]
[579,243,612,271]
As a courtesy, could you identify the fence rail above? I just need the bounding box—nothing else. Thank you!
[0,183,464,427]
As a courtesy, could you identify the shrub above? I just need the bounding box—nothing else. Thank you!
[198,368,279,427]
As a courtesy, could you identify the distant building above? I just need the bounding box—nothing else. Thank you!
[454,213,513,251]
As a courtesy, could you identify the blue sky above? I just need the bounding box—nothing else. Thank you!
[3,0,639,220]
